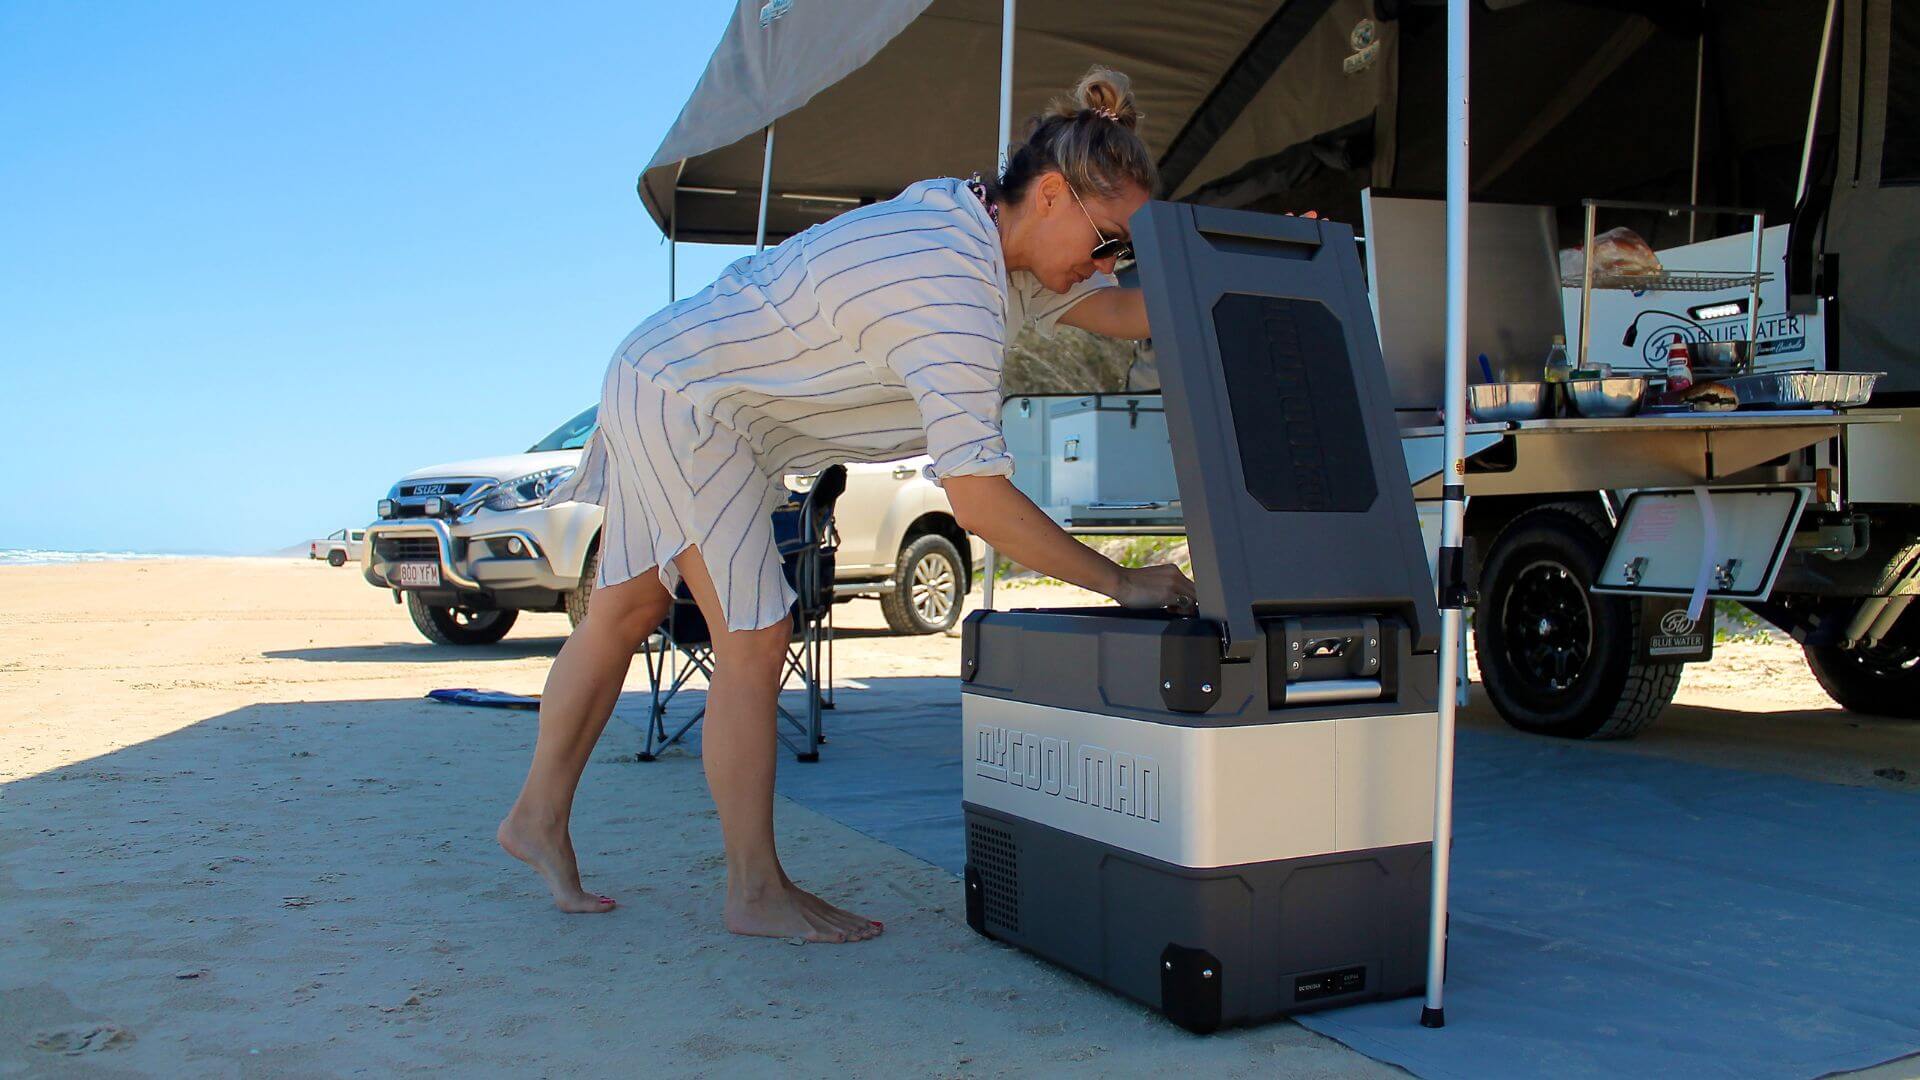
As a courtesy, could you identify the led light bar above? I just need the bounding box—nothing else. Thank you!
[1689,299,1748,321]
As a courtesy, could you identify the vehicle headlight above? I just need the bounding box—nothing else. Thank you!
[484,467,575,512]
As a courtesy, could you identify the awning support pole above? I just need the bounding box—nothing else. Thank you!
[997,0,1015,173]
[1689,21,1704,243]
[1422,0,1470,1032]
[981,0,1015,613]
[1796,0,1840,207]
[668,159,685,304]
[755,124,777,253]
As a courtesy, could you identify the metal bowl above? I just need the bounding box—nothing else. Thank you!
[1684,340,1754,377]
[1568,376,1649,418]
[1468,382,1551,422]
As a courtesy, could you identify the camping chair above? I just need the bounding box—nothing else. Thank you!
[637,464,845,763]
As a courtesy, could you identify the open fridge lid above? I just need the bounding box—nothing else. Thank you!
[1130,200,1440,659]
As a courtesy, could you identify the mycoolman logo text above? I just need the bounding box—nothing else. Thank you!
[973,725,1160,822]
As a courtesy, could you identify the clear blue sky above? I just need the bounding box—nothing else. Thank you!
[1,1,756,554]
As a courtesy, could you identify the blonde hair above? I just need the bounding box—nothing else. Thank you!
[998,66,1157,203]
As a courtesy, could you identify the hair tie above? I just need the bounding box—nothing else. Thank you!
[1088,106,1121,122]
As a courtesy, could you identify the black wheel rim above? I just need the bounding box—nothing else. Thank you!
[451,608,501,630]
[1841,638,1919,680]
[1500,558,1594,694]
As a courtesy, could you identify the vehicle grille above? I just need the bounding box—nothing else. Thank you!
[397,480,474,499]
[376,537,441,563]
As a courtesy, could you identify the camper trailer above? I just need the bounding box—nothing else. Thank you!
[639,0,1918,739]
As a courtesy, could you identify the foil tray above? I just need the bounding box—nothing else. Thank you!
[1720,371,1882,409]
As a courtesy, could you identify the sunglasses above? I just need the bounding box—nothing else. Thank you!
[1066,181,1133,263]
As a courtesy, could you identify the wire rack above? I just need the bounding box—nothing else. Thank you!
[1574,200,1770,368]
[1561,269,1775,293]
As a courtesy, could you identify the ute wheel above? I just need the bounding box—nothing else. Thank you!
[881,534,965,635]
[406,593,518,646]
[1473,503,1681,740]
[327,549,347,567]
[1804,605,1920,718]
[566,544,599,630]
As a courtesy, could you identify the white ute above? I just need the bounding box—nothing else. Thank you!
[362,406,981,645]
[308,528,365,567]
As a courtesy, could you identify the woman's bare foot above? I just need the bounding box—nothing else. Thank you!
[497,811,615,914]
[724,879,883,943]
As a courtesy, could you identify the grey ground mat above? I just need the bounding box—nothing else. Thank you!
[635,679,1920,1078]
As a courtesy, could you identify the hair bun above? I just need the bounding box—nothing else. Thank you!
[1007,65,1158,201]
[1063,66,1140,130]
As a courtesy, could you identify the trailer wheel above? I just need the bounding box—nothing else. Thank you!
[406,593,517,646]
[1803,607,1920,719]
[1473,503,1681,739]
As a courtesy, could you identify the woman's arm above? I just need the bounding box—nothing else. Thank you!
[1055,286,1150,340]
[942,474,1196,610]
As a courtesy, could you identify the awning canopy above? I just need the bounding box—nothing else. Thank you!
[645,1,1829,249]
[649,0,1918,392]
[640,0,1372,244]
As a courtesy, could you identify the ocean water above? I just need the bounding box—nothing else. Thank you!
[0,549,200,566]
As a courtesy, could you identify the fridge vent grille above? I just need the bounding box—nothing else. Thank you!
[967,821,1020,933]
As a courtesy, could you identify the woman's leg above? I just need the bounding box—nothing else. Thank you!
[672,545,881,943]
[499,569,672,912]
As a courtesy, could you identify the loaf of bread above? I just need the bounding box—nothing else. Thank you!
[1560,227,1664,279]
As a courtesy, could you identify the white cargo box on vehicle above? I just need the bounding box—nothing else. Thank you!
[1002,394,1181,528]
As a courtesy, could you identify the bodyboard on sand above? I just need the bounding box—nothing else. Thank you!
[426,688,541,710]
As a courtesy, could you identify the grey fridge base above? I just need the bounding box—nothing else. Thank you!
[963,803,1433,1034]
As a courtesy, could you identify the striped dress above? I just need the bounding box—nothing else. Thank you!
[548,177,1117,632]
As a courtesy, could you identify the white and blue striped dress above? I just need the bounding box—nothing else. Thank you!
[549,177,1116,632]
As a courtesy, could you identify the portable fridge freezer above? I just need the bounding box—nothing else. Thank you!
[960,202,1442,1033]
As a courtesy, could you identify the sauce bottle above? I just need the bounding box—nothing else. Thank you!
[1665,341,1694,393]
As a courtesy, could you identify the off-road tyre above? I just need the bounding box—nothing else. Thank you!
[1473,502,1682,739]
[327,549,347,567]
[881,534,965,635]
[406,593,518,646]
[566,544,599,630]
[1803,606,1920,718]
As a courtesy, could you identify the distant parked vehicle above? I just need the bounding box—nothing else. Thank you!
[309,528,366,567]
[811,459,984,635]
[361,406,982,646]
[360,407,599,645]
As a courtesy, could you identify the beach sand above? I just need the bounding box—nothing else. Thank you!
[3,558,1916,1076]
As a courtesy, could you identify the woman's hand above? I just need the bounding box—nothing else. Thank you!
[1109,562,1199,614]
[943,476,1199,614]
